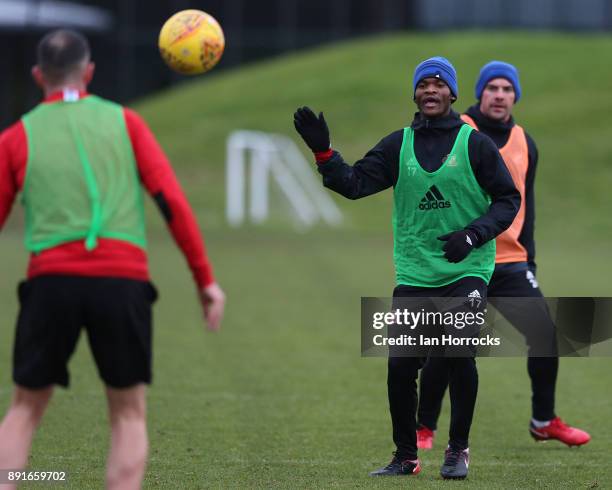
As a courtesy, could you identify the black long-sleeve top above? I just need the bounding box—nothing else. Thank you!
[464,104,538,269]
[317,110,520,246]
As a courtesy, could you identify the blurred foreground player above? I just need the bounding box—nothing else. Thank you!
[0,30,225,489]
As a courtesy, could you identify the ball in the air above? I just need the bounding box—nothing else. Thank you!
[158,9,225,75]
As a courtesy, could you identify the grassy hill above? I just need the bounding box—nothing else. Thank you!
[0,32,611,488]
[133,30,612,292]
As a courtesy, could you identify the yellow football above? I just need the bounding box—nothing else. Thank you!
[158,9,225,75]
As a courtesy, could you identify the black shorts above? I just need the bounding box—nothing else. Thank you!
[13,275,158,389]
[488,263,557,356]
[392,276,488,358]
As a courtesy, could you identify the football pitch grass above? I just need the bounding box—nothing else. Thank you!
[1,31,611,488]
[0,230,610,489]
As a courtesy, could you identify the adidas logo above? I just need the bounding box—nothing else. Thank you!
[467,289,482,308]
[418,185,452,210]
[526,270,539,289]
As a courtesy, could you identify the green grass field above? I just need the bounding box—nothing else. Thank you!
[1,31,611,488]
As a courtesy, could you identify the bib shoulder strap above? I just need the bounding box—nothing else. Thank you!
[460,114,478,130]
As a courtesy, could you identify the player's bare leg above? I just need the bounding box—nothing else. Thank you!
[0,385,54,488]
[105,384,148,490]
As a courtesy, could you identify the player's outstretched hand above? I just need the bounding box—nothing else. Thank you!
[293,106,330,153]
[199,282,226,332]
[437,230,478,263]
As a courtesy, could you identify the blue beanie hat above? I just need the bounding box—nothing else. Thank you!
[475,61,521,102]
[413,56,458,99]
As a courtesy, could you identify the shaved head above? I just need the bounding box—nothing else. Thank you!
[37,29,90,84]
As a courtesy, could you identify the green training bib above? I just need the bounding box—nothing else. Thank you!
[21,96,146,253]
[392,124,495,287]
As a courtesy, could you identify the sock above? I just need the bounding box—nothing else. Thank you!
[447,444,469,453]
[531,418,552,428]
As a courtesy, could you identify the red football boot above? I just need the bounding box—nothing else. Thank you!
[416,425,435,450]
[529,417,591,447]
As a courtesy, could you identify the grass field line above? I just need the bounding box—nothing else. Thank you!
[32,454,603,469]
[149,391,327,401]
[159,460,600,468]
[34,390,333,401]
[0,389,331,401]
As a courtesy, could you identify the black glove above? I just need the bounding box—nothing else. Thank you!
[437,229,478,263]
[293,106,330,153]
